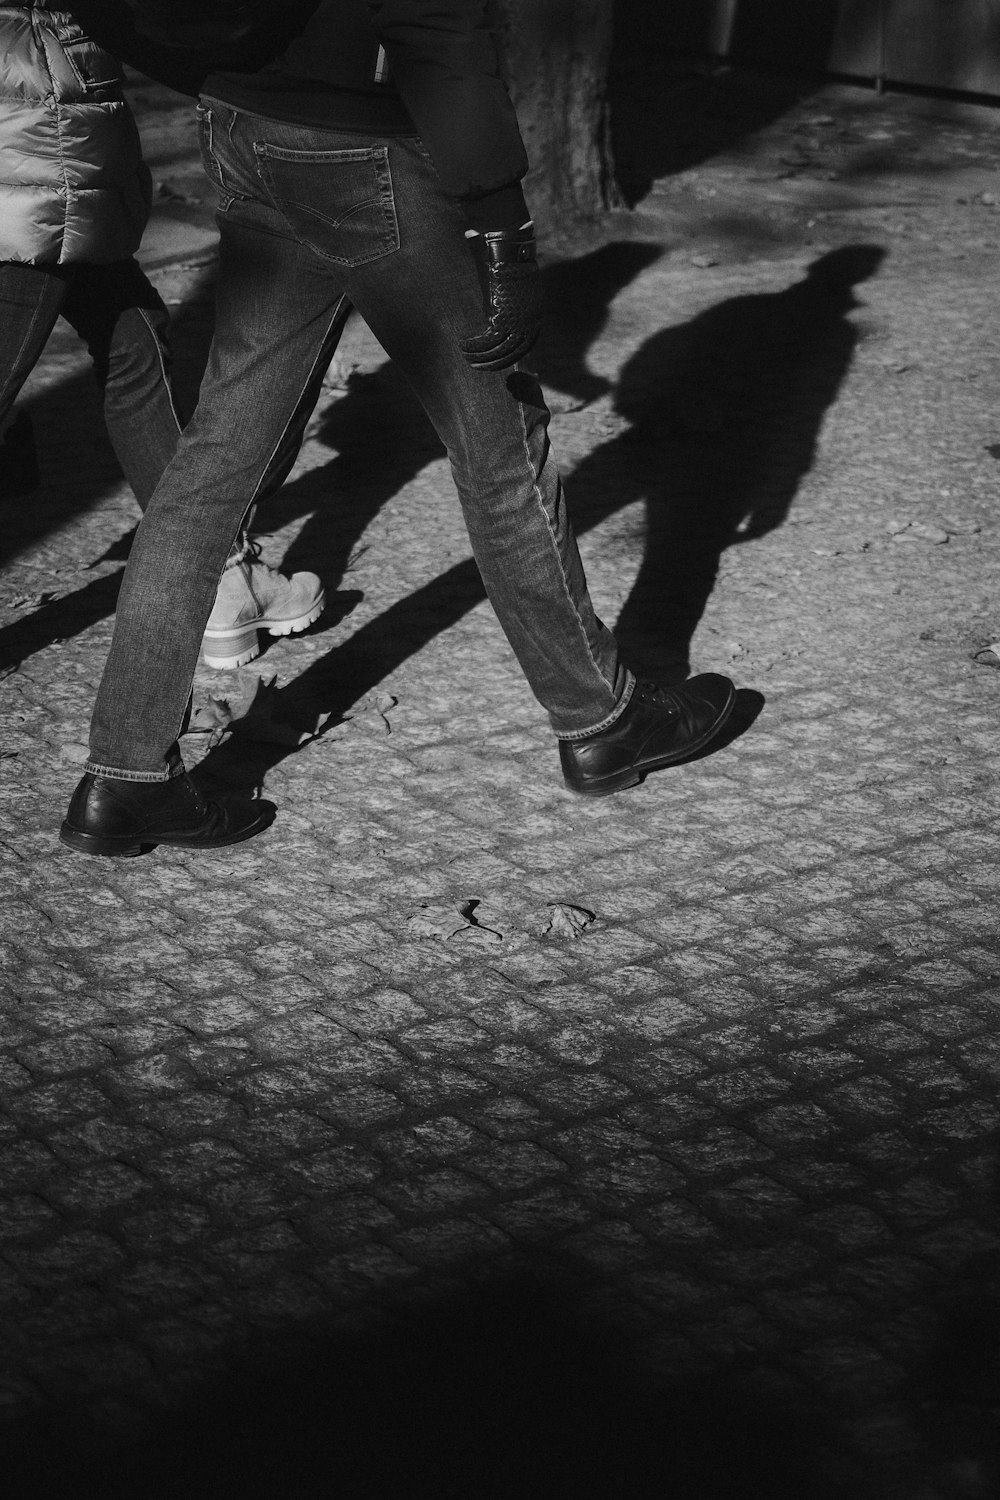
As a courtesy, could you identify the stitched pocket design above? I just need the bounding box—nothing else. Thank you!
[254,143,399,266]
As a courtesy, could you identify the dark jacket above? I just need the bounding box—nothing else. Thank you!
[76,1,530,227]
[212,0,529,218]
[0,1,150,264]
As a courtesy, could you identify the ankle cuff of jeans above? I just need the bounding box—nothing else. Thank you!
[83,761,181,784]
[554,671,636,741]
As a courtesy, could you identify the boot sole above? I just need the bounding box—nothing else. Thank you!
[202,593,326,670]
[563,685,737,797]
[59,809,273,858]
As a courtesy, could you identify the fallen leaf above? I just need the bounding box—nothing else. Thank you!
[374,694,398,733]
[407,902,471,940]
[541,903,595,939]
[186,696,233,747]
[940,516,982,536]
[906,522,950,544]
[456,924,503,947]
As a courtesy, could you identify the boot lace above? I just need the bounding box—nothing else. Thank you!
[633,679,683,712]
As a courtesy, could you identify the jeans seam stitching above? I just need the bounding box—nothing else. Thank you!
[135,306,184,438]
[518,395,619,718]
[245,297,352,509]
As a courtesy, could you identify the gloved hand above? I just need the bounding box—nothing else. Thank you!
[459,223,544,372]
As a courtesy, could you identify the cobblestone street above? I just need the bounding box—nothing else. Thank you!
[1,58,999,1498]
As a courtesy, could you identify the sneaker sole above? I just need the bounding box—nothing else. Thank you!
[563,684,738,797]
[202,593,326,670]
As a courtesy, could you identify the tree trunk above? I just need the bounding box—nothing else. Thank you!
[492,0,623,237]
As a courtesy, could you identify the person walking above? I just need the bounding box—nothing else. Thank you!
[0,0,325,670]
[60,0,739,859]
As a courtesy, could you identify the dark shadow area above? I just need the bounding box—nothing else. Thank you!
[610,2,1000,215]
[609,46,808,210]
[726,0,857,77]
[0,1269,855,1500]
[905,1156,1000,1500]
[561,243,886,680]
[610,0,850,208]
[0,569,123,677]
[0,412,40,500]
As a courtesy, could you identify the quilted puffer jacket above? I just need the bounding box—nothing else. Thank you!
[0,1,151,264]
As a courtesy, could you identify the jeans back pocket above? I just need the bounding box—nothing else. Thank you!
[254,143,399,266]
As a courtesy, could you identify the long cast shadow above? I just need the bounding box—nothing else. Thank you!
[570,243,887,678]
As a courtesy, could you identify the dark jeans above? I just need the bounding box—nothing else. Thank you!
[87,104,632,780]
[0,259,182,507]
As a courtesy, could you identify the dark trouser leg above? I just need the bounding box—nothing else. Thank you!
[60,260,184,509]
[0,261,66,428]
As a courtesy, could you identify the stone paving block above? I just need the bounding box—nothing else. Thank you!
[284,1142,385,1196]
[8,1231,124,1287]
[373,1115,483,1166]
[318,1083,405,1130]
[6,1080,111,1130]
[658,1124,778,1177]
[121,1091,249,1135]
[118,1202,215,1250]
[387,1216,510,1267]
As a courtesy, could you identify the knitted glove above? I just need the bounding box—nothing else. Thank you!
[459,224,543,372]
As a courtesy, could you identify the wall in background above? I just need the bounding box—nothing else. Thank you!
[617,0,1000,96]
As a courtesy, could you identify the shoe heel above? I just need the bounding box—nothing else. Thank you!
[202,624,261,669]
[564,770,643,798]
[59,822,145,858]
[265,594,326,639]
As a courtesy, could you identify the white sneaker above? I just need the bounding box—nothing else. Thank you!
[202,542,325,668]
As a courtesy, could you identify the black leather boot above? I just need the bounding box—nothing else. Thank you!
[559,674,736,797]
[60,771,275,857]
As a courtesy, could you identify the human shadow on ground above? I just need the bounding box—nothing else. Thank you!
[565,242,886,680]
[4,1269,853,1500]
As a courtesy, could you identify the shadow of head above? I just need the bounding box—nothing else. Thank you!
[803,243,887,299]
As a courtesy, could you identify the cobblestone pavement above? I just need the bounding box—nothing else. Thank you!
[1,60,999,1499]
